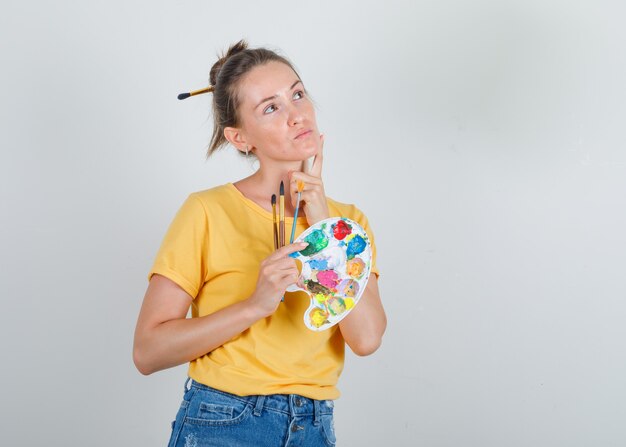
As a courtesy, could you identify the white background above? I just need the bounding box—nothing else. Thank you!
[1,1,625,445]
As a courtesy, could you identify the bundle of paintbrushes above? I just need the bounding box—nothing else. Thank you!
[271,181,285,251]
[271,180,305,302]
[271,180,305,250]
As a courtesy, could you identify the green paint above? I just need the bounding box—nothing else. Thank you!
[300,229,328,256]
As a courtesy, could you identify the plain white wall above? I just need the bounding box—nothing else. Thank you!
[1,0,625,445]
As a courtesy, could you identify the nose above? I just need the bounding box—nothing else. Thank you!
[287,103,304,126]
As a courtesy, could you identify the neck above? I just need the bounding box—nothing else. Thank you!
[242,159,307,213]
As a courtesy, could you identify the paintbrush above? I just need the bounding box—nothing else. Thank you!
[279,183,286,302]
[177,85,214,100]
[279,181,285,248]
[271,194,278,250]
[290,180,305,244]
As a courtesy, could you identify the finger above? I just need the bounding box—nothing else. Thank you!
[290,185,322,210]
[296,179,305,192]
[303,155,312,175]
[296,188,325,202]
[268,261,300,282]
[303,134,322,176]
[308,134,324,178]
[272,255,301,269]
[269,242,309,260]
[288,175,304,190]
[289,177,324,207]
[289,175,318,207]
[280,271,300,285]
[290,187,303,208]
[290,171,321,186]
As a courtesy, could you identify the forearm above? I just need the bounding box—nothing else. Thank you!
[338,276,386,356]
[136,299,263,375]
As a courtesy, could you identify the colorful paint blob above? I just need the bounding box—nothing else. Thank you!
[301,229,329,256]
[308,259,329,270]
[309,308,330,328]
[337,279,359,297]
[346,234,367,260]
[306,280,331,295]
[316,270,339,289]
[326,296,347,316]
[332,220,352,240]
[287,217,373,331]
[346,258,366,278]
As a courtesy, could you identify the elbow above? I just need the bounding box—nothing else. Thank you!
[346,315,387,356]
[133,345,154,376]
[349,336,383,357]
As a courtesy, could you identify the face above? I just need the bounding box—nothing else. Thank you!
[231,61,320,163]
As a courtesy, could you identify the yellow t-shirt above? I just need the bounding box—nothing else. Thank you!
[147,182,379,400]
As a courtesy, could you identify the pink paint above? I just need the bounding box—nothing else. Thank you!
[316,270,339,289]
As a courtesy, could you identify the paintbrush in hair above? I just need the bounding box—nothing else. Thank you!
[177,85,214,100]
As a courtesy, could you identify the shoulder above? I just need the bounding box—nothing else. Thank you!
[327,196,367,220]
[190,183,232,202]
[183,183,235,212]
[167,184,233,223]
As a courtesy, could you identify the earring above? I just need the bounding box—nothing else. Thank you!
[245,146,249,156]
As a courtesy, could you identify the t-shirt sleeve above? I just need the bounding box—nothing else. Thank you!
[350,206,380,279]
[147,193,208,298]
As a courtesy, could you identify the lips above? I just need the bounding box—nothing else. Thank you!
[295,129,312,139]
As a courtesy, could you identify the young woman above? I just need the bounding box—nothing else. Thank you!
[133,40,386,447]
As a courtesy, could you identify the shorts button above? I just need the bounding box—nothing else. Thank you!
[295,398,303,407]
[291,424,304,432]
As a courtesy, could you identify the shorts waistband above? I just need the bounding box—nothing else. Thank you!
[185,377,334,419]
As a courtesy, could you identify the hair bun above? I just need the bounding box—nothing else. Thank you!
[209,39,249,86]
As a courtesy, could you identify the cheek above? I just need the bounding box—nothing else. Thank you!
[302,101,317,122]
[249,120,282,145]
[255,126,291,154]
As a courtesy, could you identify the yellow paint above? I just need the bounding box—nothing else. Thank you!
[344,298,355,310]
[310,308,328,328]
[314,293,326,304]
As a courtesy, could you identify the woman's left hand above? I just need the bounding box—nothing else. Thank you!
[289,133,330,226]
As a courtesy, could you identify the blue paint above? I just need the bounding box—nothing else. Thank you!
[308,259,329,270]
[346,235,367,260]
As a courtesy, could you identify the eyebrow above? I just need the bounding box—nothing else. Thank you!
[255,79,303,110]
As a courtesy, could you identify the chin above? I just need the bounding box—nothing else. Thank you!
[299,142,320,156]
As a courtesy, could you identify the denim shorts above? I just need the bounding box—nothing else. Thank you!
[167,377,336,447]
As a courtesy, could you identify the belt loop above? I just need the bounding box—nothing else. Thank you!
[184,376,191,392]
[313,399,321,426]
[253,395,265,416]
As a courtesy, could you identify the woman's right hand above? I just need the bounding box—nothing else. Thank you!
[246,242,309,318]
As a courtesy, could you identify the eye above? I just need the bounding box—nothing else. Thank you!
[263,90,304,114]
